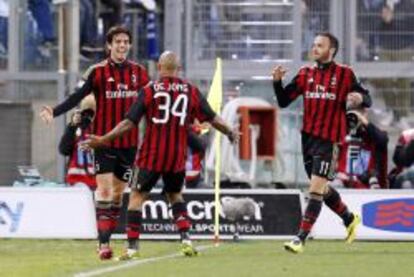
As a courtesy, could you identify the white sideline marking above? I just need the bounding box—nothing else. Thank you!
[73,245,215,277]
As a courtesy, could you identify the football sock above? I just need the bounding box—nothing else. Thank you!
[172,202,191,240]
[96,201,113,245]
[126,210,142,250]
[109,202,122,232]
[297,193,323,242]
[324,186,354,226]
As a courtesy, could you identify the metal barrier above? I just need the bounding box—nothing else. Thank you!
[0,72,66,185]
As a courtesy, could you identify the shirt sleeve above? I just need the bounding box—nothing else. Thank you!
[53,68,94,117]
[350,72,371,108]
[125,90,146,124]
[273,69,304,108]
[140,66,150,87]
[195,89,217,122]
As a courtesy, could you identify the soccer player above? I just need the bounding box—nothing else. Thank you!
[39,26,149,259]
[272,32,371,253]
[83,51,238,260]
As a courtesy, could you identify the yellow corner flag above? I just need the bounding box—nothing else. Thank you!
[208,58,223,245]
[207,58,223,114]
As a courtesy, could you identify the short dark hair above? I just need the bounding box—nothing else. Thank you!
[317,32,339,58]
[105,25,132,44]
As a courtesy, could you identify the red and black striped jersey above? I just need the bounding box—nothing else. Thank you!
[273,61,371,143]
[126,77,216,173]
[53,58,149,148]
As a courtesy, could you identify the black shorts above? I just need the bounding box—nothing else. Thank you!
[94,147,136,182]
[302,133,338,181]
[129,167,185,193]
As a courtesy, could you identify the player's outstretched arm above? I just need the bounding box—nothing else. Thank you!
[105,119,135,140]
[271,65,301,108]
[210,116,240,144]
[99,119,135,144]
[82,119,135,149]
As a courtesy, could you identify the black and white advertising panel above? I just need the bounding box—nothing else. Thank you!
[116,189,303,239]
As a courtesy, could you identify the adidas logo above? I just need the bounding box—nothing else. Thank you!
[107,77,114,82]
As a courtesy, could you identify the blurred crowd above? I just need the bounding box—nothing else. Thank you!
[0,0,162,68]
[302,0,414,62]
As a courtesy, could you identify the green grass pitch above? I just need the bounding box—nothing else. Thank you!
[1,239,414,277]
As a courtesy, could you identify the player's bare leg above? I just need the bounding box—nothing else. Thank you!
[110,176,127,235]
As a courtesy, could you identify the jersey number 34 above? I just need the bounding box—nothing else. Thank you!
[152,92,188,126]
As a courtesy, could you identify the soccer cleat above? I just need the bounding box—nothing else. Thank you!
[180,240,198,257]
[284,238,304,254]
[116,248,140,261]
[345,213,361,243]
[98,245,113,260]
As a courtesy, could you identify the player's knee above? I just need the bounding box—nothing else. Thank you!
[128,190,147,210]
[112,184,126,202]
[95,187,112,201]
[166,192,183,204]
[310,175,328,193]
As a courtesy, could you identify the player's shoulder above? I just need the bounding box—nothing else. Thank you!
[128,60,148,71]
[335,62,355,72]
[297,64,313,74]
[299,64,313,70]
[184,80,202,95]
[82,60,108,78]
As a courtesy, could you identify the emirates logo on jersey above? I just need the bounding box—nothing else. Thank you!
[106,90,137,99]
[117,83,129,90]
[305,91,336,100]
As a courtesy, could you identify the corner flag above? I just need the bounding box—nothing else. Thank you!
[207,58,223,113]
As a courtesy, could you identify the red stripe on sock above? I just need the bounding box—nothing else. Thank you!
[109,218,118,231]
[109,208,121,231]
[98,219,112,232]
[333,202,346,215]
[300,220,313,232]
[127,229,140,240]
[175,213,191,232]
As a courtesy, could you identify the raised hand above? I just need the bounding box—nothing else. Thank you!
[228,127,241,144]
[271,65,288,81]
